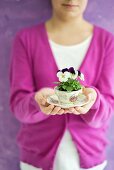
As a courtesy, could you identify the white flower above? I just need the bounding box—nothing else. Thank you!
[71,74,78,80]
[71,70,78,80]
[57,71,71,82]
[79,73,84,81]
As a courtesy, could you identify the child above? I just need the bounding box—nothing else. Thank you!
[9,0,114,169]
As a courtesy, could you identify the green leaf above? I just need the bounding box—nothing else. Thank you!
[66,86,73,91]
[54,78,82,91]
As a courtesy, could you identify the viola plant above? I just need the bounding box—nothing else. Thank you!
[54,67,84,92]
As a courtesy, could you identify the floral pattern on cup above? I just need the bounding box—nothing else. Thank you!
[69,94,78,102]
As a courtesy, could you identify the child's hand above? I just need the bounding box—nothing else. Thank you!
[34,87,67,115]
[67,87,97,115]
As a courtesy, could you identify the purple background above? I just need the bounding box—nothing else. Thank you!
[0,0,114,170]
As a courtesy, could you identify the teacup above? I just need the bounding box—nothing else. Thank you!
[54,86,83,104]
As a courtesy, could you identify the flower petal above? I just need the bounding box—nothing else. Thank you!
[59,76,68,82]
[62,68,69,73]
[64,71,71,78]
[71,74,78,80]
[57,69,61,73]
[80,73,84,81]
[69,67,75,74]
[77,70,81,76]
[57,71,63,78]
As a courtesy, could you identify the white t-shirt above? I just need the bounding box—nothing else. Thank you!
[49,35,93,70]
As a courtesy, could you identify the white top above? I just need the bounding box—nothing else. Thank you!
[49,35,93,70]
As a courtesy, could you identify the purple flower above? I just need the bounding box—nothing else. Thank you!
[61,68,69,73]
[69,67,75,74]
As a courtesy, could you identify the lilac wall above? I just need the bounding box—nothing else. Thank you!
[0,0,114,170]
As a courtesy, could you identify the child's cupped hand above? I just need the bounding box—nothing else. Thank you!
[67,87,97,115]
[34,87,69,115]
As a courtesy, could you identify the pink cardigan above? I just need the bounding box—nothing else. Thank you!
[9,22,114,170]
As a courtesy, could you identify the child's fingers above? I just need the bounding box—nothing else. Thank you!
[69,107,81,115]
[41,104,55,115]
[38,95,48,105]
[64,109,69,113]
[57,109,65,115]
[50,106,61,115]
[41,98,47,105]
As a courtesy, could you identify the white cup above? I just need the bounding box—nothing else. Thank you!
[54,86,82,104]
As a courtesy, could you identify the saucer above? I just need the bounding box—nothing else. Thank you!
[47,93,89,108]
